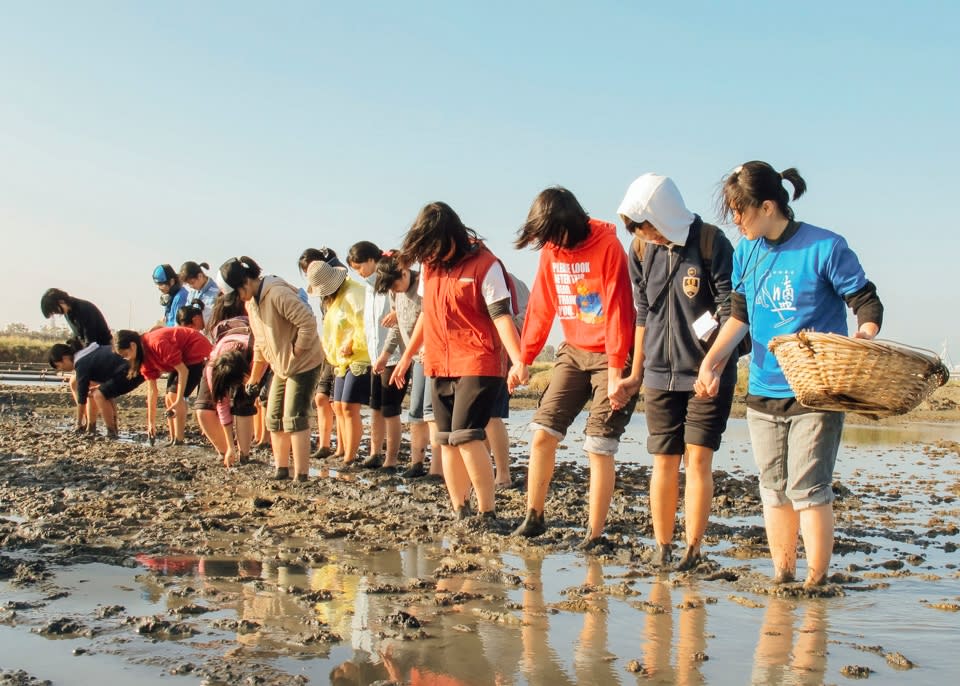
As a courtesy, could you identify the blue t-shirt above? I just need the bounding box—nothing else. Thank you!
[734,222,867,397]
[163,287,191,327]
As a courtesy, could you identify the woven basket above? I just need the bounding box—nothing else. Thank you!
[768,332,951,419]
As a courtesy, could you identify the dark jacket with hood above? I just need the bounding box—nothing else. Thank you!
[619,174,738,392]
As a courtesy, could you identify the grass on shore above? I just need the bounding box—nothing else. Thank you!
[0,335,55,365]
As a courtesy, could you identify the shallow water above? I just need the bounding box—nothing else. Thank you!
[2,415,959,684]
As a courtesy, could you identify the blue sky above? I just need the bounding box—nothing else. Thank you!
[1,1,958,357]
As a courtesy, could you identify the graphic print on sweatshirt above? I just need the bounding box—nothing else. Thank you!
[755,267,797,329]
[552,261,603,323]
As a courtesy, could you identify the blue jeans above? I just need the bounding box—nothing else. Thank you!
[407,360,426,422]
[746,407,844,510]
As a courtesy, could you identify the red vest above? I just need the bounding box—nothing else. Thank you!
[422,245,506,378]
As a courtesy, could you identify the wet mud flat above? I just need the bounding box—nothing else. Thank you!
[1,388,960,684]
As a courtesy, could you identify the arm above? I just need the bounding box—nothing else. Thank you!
[171,362,189,408]
[390,312,423,388]
[845,281,883,339]
[617,325,645,400]
[279,288,321,357]
[695,317,749,398]
[518,251,557,365]
[492,314,527,392]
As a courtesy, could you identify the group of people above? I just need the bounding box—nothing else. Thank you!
[41,160,883,588]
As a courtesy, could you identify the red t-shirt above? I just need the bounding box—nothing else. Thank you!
[139,327,213,381]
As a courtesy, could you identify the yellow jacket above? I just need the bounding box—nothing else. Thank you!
[321,277,370,376]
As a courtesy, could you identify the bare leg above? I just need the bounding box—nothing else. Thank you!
[764,503,800,580]
[458,439,497,513]
[586,452,615,539]
[92,390,118,432]
[410,421,428,464]
[291,429,311,476]
[173,398,187,441]
[383,415,402,467]
[525,430,559,513]
[486,417,511,486]
[799,504,834,585]
[314,392,334,449]
[427,420,443,476]
[341,402,363,462]
[651,454,681,546]
[441,444,471,511]
[370,409,385,457]
[197,409,229,455]
[682,445,715,549]
[164,392,176,440]
[332,400,346,456]
[271,430,291,469]
[234,415,253,457]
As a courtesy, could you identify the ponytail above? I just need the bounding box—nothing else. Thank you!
[718,160,807,222]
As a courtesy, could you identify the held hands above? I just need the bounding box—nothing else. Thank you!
[615,375,642,405]
[694,359,721,398]
[608,376,630,411]
[507,362,529,393]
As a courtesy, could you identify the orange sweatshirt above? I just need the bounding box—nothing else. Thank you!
[519,218,635,369]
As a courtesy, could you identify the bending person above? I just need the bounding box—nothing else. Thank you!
[48,339,143,436]
[217,257,325,481]
[115,327,212,445]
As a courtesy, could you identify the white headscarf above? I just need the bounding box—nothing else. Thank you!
[616,173,695,246]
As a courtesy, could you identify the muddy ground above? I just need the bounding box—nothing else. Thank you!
[1,386,959,684]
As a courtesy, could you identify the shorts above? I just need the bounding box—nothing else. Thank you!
[746,407,844,510]
[165,362,206,397]
[97,369,144,400]
[644,384,735,454]
[266,364,321,433]
[315,358,335,397]
[530,343,637,456]
[407,360,426,422]
[432,376,503,446]
[491,380,509,419]
[422,375,435,422]
[195,374,257,418]
[333,368,371,405]
[369,365,407,418]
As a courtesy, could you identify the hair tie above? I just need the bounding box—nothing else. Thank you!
[382,250,394,258]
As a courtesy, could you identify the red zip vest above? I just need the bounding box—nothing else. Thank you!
[422,245,507,378]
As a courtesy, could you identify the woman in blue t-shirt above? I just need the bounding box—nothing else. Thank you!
[696,161,883,589]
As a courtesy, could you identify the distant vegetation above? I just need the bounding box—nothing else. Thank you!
[0,323,72,364]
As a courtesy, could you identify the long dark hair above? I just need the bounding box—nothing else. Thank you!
[718,161,807,223]
[219,256,263,291]
[115,330,144,379]
[516,186,590,250]
[209,293,246,330]
[399,202,480,270]
[40,288,72,318]
[210,350,249,401]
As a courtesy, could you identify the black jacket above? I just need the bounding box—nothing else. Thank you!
[631,217,738,392]
[67,298,112,346]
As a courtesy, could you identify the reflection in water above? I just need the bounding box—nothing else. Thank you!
[520,557,575,686]
[752,598,827,686]
[642,581,708,685]
[574,559,619,685]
